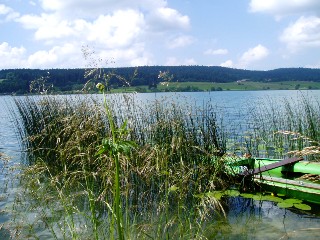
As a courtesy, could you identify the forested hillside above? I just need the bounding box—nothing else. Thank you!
[0,66,319,94]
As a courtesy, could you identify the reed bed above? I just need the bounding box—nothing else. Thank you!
[8,94,235,239]
[8,92,320,239]
[249,94,320,160]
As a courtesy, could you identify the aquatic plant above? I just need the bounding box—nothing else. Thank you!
[9,89,233,239]
[248,94,320,160]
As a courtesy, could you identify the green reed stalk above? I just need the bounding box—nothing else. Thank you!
[96,83,137,240]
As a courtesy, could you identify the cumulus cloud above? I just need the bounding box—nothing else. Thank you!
[18,13,76,41]
[0,4,12,15]
[167,35,194,49]
[249,0,320,17]
[27,43,80,68]
[220,60,233,68]
[204,48,228,55]
[280,16,320,51]
[238,44,269,68]
[147,7,190,31]
[0,42,26,68]
[8,0,191,68]
[0,4,19,22]
[39,0,166,18]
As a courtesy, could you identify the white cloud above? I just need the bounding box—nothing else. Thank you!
[167,35,194,49]
[27,43,80,68]
[249,0,320,16]
[17,9,146,50]
[280,16,320,51]
[9,0,191,68]
[18,13,76,41]
[0,42,26,68]
[0,4,12,15]
[0,4,19,21]
[204,48,228,55]
[85,10,145,48]
[148,7,190,31]
[238,44,269,68]
[220,60,233,68]
[39,0,167,17]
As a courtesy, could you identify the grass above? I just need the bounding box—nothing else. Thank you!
[107,81,320,93]
[7,93,236,239]
[248,94,320,160]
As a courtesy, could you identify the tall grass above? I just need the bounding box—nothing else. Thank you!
[249,94,320,160]
[8,93,234,239]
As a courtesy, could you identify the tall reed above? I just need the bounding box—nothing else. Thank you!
[9,93,234,239]
[249,94,320,160]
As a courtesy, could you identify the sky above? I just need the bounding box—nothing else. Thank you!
[0,0,320,70]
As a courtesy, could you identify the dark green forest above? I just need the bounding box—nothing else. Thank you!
[0,66,320,94]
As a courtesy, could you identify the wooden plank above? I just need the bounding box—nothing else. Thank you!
[239,157,303,176]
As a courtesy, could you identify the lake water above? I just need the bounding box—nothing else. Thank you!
[1,90,320,239]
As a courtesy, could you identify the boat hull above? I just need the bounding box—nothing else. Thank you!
[236,158,320,204]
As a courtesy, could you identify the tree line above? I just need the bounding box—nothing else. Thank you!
[0,66,319,94]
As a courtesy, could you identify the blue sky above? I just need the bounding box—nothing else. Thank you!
[1,0,320,70]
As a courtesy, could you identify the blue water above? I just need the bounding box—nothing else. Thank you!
[0,90,320,239]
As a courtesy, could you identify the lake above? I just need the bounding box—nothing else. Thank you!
[1,90,320,239]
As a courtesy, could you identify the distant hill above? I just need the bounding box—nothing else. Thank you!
[0,66,319,94]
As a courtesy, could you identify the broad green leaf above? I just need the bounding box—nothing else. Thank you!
[283,199,302,204]
[294,203,311,211]
[224,190,240,197]
[240,193,255,199]
[252,194,263,201]
[278,202,293,208]
[206,191,224,200]
[262,196,283,202]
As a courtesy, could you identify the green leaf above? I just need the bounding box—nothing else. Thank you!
[277,202,293,208]
[240,193,255,199]
[283,198,302,204]
[252,194,264,201]
[294,203,311,211]
[224,190,240,197]
[206,191,224,200]
[262,196,283,202]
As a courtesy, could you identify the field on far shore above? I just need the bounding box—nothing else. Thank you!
[111,80,320,93]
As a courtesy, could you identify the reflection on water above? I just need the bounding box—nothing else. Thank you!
[0,91,320,239]
[225,197,320,239]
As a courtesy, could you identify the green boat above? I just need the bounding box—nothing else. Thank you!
[234,157,320,204]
